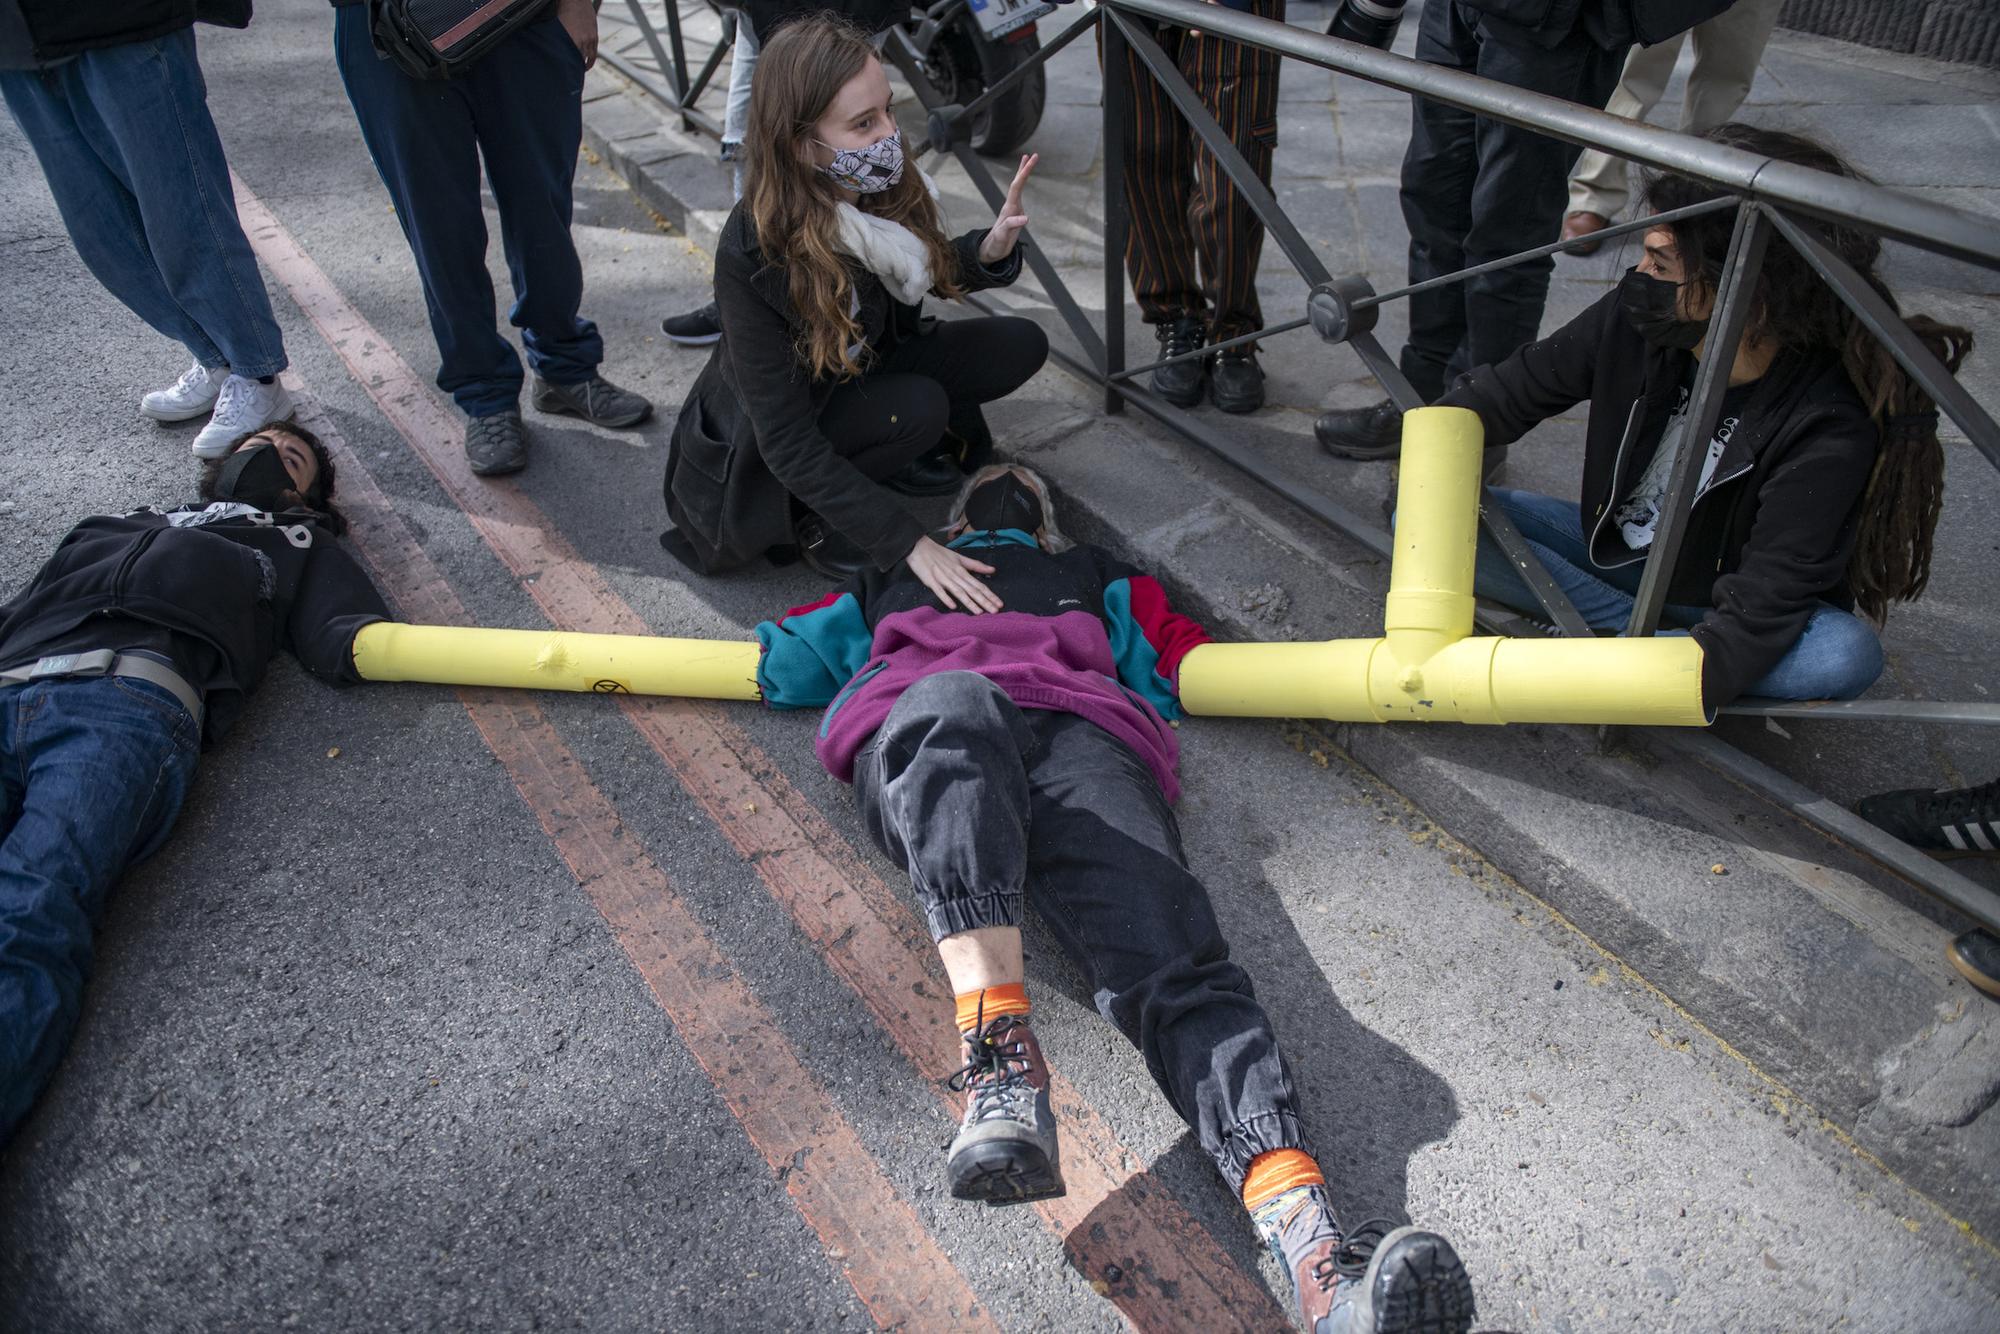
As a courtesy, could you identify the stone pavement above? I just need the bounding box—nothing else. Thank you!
[580,0,2000,1252]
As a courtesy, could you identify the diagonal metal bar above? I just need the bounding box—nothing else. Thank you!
[1109,318,1310,382]
[1480,498,1593,638]
[883,28,1110,374]
[1101,8,1132,411]
[951,5,1101,129]
[1623,202,1770,639]
[1763,206,2000,470]
[682,7,734,109]
[1347,330,1423,412]
[622,1,685,101]
[598,48,725,137]
[1109,10,1333,289]
[1357,197,1738,312]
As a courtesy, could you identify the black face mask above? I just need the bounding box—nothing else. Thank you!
[961,473,1044,535]
[1618,268,1709,351]
[214,443,300,512]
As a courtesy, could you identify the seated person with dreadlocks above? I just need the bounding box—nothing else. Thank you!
[754,465,1477,1334]
[1394,125,1970,708]
[0,422,388,1145]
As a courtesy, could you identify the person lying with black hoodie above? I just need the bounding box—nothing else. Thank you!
[1329,124,1971,708]
[0,420,388,1145]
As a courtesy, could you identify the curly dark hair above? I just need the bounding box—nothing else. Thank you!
[1642,123,1972,622]
[195,419,349,537]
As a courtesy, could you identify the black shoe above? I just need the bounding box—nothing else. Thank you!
[884,446,967,497]
[1315,399,1403,461]
[1856,776,2000,858]
[532,374,653,429]
[464,409,528,477]
[1948,931,2000,1000]
[793,512,869,581]
[943,404,995,474]
[1210,346,1265,415]
[661,300,723,347]
[1151,315,1208,408]
[946,1013,1065,1206]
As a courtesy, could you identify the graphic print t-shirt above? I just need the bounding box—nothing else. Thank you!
[1614,377,1757,551]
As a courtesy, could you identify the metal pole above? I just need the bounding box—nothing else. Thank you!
[1102,10,1132,413]
[622,1,683,105]
[1623,203,1771,639]
[1479,500,1594,638]
[660,0,696,131]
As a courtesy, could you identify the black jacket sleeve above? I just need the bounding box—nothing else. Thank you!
[1438,296,1607,448]
[1690,411,1880,705]
[715,244,928,572]
[948,228,1023,295]
[286,539,391,686]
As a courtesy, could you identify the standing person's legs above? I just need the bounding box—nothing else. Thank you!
[1397,0,1483,402]
[1451,29,1625,383]
[1020,710,1311,1194]
[469,14,605,391]
[1118,23,1202,325]
[722,11,760,181]
[0,679,199,1145]
[1681,0,1783,133]
[1183,0,1283,343]
[1566,34,1685,222]
[0,33,284,378]
[334,6,522,419]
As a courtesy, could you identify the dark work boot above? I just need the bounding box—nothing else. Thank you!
[945,1014,1064,1206]
[884,446,967,497]
[1151,315,1208,408]
[943,403,995,474]
[1255,1186,1476,1334]
[1210,345,1266,415]
[1315,399,1404,461]
[532,373,653,429]
[793,511,869,581]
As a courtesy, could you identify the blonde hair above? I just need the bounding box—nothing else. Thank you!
[944,465,1073,553]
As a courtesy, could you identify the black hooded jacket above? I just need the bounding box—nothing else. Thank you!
[0,504,390,744]
[1439,288,1883,706]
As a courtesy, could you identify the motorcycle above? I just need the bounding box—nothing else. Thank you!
[897,0,1052,157]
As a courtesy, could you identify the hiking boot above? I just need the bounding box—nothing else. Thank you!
[661,300,723,347]
[1211,345,1266,415]
[794,511,869,581]
[1315,400,1403,461]
[465,409,529,477]
[884,446,967,497]
[142,360,224,422]
[1855,776,2000,857]
[1254,1187,1475,1334]
[1151,315,1208,408]
[1562,209,1610,257]
[1948,930,2000,1000]
[945,1013,1064,1205]
[532,374,653,429]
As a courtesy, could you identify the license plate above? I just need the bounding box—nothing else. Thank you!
[966,0,1054,41]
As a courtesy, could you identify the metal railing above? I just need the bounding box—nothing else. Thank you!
[600,1,2000,935]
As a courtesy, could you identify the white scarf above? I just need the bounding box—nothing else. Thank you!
[830,169,943,307]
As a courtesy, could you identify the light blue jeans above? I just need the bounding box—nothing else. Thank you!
[0,29,287,378]
[1473,487,1884,702]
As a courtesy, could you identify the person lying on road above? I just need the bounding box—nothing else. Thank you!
[0,421,389,1146]
[753,464,1477,1334]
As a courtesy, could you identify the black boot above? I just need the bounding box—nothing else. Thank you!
[1210,346,1266,415]
[794,512,869,581]
[1314,399,1403,461]
[884,447,967,497]
[1151,315,1208,408]
[943,404,995,474]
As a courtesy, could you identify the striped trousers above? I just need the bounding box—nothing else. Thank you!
[1111,1,1285,341]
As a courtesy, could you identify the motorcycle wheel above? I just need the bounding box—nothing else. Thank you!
[925,20,1046,159]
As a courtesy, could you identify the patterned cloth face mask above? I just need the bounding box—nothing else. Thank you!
[815,127,906,194]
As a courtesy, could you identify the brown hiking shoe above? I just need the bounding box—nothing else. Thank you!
[945,1013,1064,1206]
[1253,1186,1476,1334]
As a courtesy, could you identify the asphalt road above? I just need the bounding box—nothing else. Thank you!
[1,4,1996,1330]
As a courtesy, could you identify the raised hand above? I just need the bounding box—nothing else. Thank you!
[978,153,1039,266]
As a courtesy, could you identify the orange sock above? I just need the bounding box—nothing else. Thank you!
[1241,1148,1326,1212]
[954,983,1031,1034]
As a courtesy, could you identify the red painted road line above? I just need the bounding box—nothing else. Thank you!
[288,389,996,1332]
[241,176,1290,1332]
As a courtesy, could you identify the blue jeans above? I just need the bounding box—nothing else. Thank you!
[334,8,604,418]
[0,29,287,379]
[1474,487,1884,701]
[0,677,200,1145]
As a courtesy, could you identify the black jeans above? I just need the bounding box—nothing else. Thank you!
[1397,2,1626,401]
[820,316,1047,479]
[335,8,603,417]
[853,671,1311,1192]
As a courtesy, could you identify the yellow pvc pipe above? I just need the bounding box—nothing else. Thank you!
[1383,406,1483,666]
[351,622,762,700]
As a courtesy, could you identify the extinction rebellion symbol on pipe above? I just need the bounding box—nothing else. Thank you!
[591,680,630,694]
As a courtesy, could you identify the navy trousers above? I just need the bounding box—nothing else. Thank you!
[334,8,603,417]
[1398,1,1626,401]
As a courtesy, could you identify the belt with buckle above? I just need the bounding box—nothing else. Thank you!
[0,648,204,729]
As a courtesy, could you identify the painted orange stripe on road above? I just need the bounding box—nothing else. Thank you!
[287,389,995,1333]
[240,176,1288,1331]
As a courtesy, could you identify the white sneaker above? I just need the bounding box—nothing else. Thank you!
[141,361,225,422]
[191,375,295,459]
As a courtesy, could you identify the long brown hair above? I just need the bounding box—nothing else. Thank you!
[742,14,961,381]
[1643,124,1973,622]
